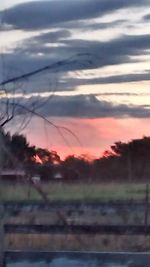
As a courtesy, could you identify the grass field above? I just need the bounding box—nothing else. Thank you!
[0,181,148,201]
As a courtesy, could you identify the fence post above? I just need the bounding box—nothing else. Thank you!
[0,205,5,267]
[0,131,5,266]
[144,183,149,228]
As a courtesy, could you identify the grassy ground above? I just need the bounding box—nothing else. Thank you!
[0,181,148,202]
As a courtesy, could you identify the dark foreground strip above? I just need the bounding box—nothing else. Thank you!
[5,251,150,267]
[0,201,147,218]
[2,200,147,209]
[4,224,150,235]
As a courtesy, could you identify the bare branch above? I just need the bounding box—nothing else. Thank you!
[0,53,92,86]
[1,100,82,148]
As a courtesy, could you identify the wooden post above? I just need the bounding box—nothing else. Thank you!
[144,183,149,228]
[0,205,5,267]
[0,131,5,266]
[127,146,132,182]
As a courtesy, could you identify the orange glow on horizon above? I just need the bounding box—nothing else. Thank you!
[26,117,150,160]
[34,155,42,163]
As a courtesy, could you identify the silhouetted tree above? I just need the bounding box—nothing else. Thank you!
[62,155,91,181]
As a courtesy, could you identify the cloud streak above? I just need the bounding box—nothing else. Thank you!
[7,94,150,119]
[2,33,150,91]
[3,0,150,30]
[1,0,150,110]
[65,71,150,86]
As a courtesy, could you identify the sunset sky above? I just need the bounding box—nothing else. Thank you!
[0,0,150,159]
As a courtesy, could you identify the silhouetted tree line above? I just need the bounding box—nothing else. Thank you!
[1,129,150,182]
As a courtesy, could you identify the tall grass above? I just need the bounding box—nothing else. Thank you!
[0,182,147,201]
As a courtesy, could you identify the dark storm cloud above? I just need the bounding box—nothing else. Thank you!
[143,14,150,20]
[1,32,150,92]
[22,94,150,118]
[12,29,72,56]
[1,94,150,119]
[2,0,150,30]
[8,33,150,72]
[9,32,150,61]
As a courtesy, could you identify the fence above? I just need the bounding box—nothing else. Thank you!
[1,198,150,267]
